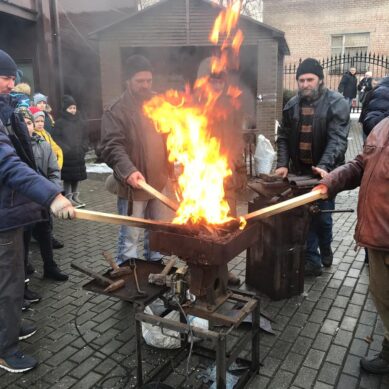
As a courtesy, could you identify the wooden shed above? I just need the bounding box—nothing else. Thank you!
[90,0,289,139]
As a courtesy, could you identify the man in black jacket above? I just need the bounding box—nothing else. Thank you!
[275,58,350,276]
[338,67,358,110]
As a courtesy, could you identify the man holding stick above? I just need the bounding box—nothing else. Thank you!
[315,116,389,374]
[275,58,350,276]
[0,49,74,373]
[100,54,170,264]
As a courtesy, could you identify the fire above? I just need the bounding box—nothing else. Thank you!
[143,1,244,226]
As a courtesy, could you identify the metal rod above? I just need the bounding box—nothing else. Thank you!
[216,333,227,389]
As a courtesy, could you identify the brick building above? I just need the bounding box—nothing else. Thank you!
[263,0,389,65]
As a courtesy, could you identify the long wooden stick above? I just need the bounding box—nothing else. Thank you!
[74,209,177,231]
[244,189,328,222]
[138,180,179,212]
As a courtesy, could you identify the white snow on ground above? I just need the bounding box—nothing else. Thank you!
[86,163,112,174]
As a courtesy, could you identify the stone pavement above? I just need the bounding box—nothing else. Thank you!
[2,120,388,389]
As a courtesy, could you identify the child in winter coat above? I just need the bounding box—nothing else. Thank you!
[52,95,88,208]
[10,82,31,108]
[33,93,55,134]
[15,107,68,284]
[29,107,63,169]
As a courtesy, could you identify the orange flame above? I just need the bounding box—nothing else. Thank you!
[143,1,244,226]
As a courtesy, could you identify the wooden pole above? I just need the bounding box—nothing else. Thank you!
[74,209,177,231]
[138,180,179,212]
[244,189,327,222]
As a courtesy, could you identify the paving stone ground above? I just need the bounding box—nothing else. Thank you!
[2,120,387,389]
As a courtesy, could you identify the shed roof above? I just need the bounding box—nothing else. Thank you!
[89,0,289,54]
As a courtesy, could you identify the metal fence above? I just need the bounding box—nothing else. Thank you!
[283,52,389,112]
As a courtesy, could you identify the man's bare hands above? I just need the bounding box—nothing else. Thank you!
[312,166,328,179]
[50,194,75,219]
[275,167,288,178]
[126,171,145,189]
[313,184,329,196]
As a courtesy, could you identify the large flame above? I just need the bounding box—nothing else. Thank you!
[143,1,243,226]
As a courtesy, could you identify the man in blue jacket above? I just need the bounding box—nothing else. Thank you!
[0,49,74,373]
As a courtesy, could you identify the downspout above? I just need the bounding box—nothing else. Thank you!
[49,0,64,106]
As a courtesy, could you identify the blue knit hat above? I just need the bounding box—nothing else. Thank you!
[33,93,48,105]
[0,49,17,77]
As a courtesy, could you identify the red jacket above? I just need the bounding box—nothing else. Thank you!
[321,117,389,251]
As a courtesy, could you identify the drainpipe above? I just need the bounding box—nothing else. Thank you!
[49,0,64,107]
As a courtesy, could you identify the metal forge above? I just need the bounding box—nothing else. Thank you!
[149,223,260,324]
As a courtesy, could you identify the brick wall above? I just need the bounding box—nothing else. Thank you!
[263,0,389,65]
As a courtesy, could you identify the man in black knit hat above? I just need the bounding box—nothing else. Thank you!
[275,57,350,276]
[0,49,74,373]
[100,54,170,265]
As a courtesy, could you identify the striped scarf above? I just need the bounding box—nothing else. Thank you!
[299,103,315,165]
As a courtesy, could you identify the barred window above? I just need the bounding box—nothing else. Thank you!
[330,33,370,74]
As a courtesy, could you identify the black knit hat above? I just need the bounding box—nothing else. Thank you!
[296,58,324,80]
[0,49,17,77]
[125,54,152,80]
[62,94,76,110]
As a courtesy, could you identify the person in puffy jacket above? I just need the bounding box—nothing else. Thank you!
[315,116,389,375]
[52,95,88,208]
[16,107,68,282]
[362,76,389,137]
[0,49,74,374]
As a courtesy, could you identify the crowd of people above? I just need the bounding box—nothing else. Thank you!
[1,44,389,378]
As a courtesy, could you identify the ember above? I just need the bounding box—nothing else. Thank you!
[143,1,244,228]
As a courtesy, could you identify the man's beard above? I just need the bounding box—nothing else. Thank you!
[135,89,152,101]
[298,84,322,101]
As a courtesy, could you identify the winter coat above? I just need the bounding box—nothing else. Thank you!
[9,92,30,108]
[99,89,169,199]
[0,113,60,232]
[338,71,358,99]
[276,88,350,173]
[321,117,389,251]
[52,111,88,182]
[34,127,63,169]
[30,132,62,188]
[362,77,389,136]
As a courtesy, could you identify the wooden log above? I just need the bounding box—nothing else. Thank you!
[138,180,179,212]
[244,189,327,222]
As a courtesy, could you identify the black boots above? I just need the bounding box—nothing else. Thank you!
[360,338,389,374]
[44,265,69,281]
[320,246,333,267]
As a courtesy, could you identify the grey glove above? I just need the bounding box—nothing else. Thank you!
[50,194,75,219]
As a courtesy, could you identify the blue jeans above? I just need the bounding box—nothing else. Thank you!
[306,199,335,268]
[116,196,164,264]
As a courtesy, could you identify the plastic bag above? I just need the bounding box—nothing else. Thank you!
[254,134,276,175]
[142,306,208,349]
[142,306,181,349]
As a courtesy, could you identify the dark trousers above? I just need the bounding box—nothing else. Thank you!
[0,227,24,358]
[306,198,335,268]
[24,221,55,272]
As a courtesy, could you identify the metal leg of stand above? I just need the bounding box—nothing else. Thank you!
[216,333,227,389]
[251,299,260,373]
[135,314,143,388]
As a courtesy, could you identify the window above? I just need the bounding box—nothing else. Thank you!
[330,33,370,73]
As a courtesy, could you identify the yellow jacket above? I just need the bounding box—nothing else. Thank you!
[34,129,63,169]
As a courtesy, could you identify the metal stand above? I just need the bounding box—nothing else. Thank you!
[135,290,260,389]
[80,260,260,388]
